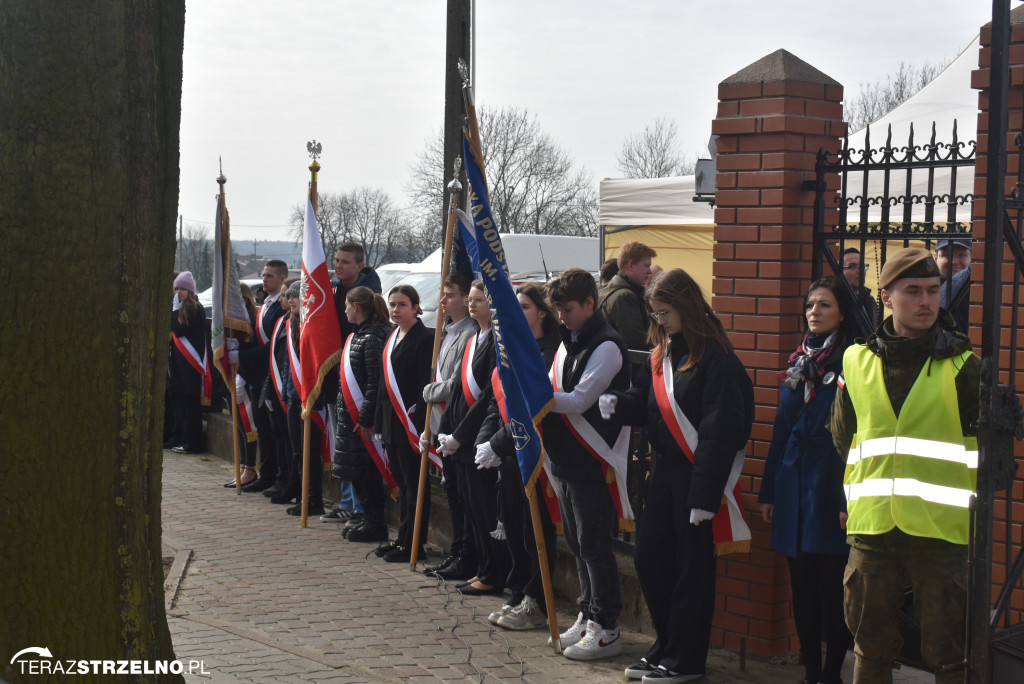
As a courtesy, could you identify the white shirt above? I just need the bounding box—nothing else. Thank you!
[552,340,623,415]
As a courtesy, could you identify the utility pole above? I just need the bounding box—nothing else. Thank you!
[442,0,472,234]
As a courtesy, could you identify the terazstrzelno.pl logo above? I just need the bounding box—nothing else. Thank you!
[9,647,210,676]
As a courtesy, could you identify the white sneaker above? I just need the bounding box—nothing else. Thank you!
[549,611,587,647]
[487,603,513,625]
[497,596,546,630]
[563,621,622,661]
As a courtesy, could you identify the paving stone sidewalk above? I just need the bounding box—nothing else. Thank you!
[162,450,932,683]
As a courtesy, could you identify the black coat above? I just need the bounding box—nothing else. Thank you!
[373,320,434,449]
[614,335,754,513]
[336,321,391,455]
[238,297,285,388]
[169,303,208,397]
[438,330,497,463]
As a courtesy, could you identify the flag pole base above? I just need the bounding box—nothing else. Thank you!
[551,637,561,655]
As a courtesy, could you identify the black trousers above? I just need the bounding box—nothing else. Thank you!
[352,472,387,529]
[787,551,851,684]
[455,460,510,587]
[170,388,202,452]
[388,440,429,549]
[285,401,322,508]
[635,455,715,675]
[441,454,474,564]
[253,400,286,484]
[498,466,556,606]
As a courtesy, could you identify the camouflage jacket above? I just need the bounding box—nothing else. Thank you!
[829,309,980,460]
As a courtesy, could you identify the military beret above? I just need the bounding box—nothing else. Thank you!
[879,248,941,291]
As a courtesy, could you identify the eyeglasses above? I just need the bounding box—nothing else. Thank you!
[842,263,863,270]
[649,311,672,322]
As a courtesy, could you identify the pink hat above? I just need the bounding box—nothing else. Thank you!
[173,271,196,293]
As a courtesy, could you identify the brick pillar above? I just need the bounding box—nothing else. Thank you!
[710,50,846,658]
[971,7,1024,626]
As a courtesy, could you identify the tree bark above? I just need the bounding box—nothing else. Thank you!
[0,2,185,682]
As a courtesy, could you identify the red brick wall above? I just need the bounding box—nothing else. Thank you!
[710,70,847,657]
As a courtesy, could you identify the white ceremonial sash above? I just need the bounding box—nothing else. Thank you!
[384,328,443,471]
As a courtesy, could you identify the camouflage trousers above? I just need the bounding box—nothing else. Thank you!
[844,529,967,684]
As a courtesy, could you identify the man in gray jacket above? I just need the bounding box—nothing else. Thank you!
[421,270,478,580]
[598,240,657,351]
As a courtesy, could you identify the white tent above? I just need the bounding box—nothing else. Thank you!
[599,176,715,294]
[841,35,980,225]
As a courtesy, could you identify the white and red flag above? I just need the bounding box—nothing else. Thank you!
[298,197,343,419]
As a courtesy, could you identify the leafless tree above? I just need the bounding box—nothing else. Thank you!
[177,222,213,290]
[407,105,599,237]
[617,117,696,178]
[289,187,407,268]
[845,59,950,132]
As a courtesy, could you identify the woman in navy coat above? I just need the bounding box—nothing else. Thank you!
[758,277,855,684]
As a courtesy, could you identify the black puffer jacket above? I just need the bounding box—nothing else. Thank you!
[336,320,391,456]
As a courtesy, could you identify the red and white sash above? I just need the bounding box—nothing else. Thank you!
[550,344,634,528]
[341,333,400,498]
[171,333,213,405]
[652,349,751,555]
[285,319,332,464]
[268,317,288,411]
[461,332,484,408]
[383,328,443,471]
[235,373,257,442]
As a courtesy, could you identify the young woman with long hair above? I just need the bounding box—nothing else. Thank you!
[373,284,434,563]
[334,286,395,543]
[602,268,754,683]
[758,277,855,684]
[168,271,210,454]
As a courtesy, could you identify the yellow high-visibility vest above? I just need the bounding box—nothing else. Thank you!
[843,345,978,545]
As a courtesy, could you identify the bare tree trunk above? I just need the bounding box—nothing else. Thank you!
[0,2,185,682]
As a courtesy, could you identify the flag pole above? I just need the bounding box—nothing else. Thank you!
[410,156,463,570]
[458,57,560,652]
[299,153,321,528]
[216,170,244,495]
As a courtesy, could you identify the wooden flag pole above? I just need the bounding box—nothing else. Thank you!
[457,57,561,650]
[527,479,561,653]
[299,154,322,528]
[215,172,245,496]
[410,157,463,570]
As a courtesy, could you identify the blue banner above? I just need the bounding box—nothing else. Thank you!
[461,130,554,487]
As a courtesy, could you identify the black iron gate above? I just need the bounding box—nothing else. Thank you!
[809,122,976,338]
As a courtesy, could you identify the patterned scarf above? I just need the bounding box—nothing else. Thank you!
[779,331,842,403]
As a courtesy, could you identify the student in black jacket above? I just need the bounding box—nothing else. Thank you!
[373,284,434,563]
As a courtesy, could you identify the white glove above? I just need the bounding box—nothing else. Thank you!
[598,393,618,420]
[225,337,240,351]
[373,433,384,445]
[418,431,432,451]
[234,373,246,391]
[437,433,461,456]
[475,442,501,469]
[226,350,239,364]
[689,508,715,525]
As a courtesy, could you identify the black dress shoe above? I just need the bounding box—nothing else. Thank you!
[270,492,298,504]
[382,545,425,563]
[424,554,456,575]
[241,479,273,493]
[287,504,325,516]
[261,486,283,497]
[434,559,474,581]
[458,583,504,596]
[374,540,397,557]
[347,524,389,543]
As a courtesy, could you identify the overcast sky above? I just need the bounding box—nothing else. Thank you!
[178,1,998,241]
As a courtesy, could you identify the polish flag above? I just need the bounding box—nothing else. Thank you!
[298,197,343,418]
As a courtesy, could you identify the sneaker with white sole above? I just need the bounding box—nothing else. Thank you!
[497,596,546,630]
[563,621,622,661]
[319,508,353,523]
[549,611,587,648]
[641,667,703,683]
[487,603,514,625]
[625,659,658,679]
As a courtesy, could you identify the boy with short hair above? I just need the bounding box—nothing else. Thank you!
[543,268,630,661]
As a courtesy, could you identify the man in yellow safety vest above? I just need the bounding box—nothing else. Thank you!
[830,247,980,684]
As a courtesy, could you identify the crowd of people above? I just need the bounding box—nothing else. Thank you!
[162,235,987,684]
